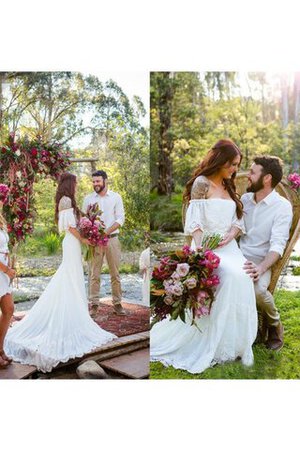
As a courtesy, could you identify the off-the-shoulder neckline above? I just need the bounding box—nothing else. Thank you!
[190,198,234,202]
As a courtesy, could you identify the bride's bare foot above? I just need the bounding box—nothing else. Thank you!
[0,355,9,369]
[0,350,12,364]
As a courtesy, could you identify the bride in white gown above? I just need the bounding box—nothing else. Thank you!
[4,173,116,372]
[150,140,258,374]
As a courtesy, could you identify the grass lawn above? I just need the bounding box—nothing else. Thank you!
[150,289,300,379]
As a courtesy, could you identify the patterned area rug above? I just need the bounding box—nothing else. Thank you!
[12,299,150,338]
[90,300,150,337]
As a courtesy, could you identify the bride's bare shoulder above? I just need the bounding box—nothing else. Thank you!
[191,176,210,199]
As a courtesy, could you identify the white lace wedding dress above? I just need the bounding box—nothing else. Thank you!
[4,196,116,372]
[150,191,258,374]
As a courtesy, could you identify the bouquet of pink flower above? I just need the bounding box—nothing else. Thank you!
[287,172,300,193]
[78,203,109,260]
[151,244,221,329]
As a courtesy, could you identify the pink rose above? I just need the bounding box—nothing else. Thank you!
[164,296,175,306]
[185,277,197,289]
[171,271,180,281]
[176,263,190,277]
[171,282,184,296]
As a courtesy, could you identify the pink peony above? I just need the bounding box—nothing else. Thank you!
[201,274,220,288]
[204,250,220,269]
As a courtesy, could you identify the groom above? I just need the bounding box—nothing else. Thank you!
[239,156,293,351]
[82,170,126,317]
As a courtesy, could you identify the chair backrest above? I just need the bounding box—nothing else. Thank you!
[182,172,300,293]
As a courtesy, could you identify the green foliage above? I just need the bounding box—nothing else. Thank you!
[292,266,300,276]
[151,72,300,192]
[44,233,63,255]
[0,72,149,252]
[150,192,183,231]
[150,289,300,379]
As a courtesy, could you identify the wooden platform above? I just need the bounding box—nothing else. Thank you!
[100,348,149,379]
[0,362,36,380]
[0,331,149,380]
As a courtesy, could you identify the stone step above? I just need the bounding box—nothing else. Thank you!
[100,348,150,379]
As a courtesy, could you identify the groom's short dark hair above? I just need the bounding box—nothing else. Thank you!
[254,155,283,188]
[92,170,108,179]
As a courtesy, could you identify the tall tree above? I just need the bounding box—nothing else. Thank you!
[151,72,175,196]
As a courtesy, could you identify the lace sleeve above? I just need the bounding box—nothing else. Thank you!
[59,196,72,211]
[191,176,210,200]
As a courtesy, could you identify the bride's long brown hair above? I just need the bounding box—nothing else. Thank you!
[183,139,244,219]
[0,212,7,231]
[55,173,81,223]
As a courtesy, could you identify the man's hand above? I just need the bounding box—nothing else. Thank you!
[243,260,263,282]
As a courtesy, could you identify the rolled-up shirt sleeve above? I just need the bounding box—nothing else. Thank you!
[269,203,293,256]
[115,194,125,226]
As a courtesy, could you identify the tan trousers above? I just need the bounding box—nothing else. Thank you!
[88,237,122,306]
[254,269,280,327]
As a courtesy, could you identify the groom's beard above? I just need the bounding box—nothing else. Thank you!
[94,185,105,194]
[246,175,264,193]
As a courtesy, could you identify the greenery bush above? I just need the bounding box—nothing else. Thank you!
[150,191,183,231]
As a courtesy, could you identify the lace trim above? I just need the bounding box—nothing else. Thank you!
[191,176,210,200]
[58,196,72,211]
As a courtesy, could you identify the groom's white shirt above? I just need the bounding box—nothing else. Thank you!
[82,190,125,234]
[239,190,293,264]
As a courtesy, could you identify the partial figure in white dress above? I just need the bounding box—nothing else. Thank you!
[139,247,150,306]
[150,140,258,374]
[0,186,16,370]
[5,173,116,372]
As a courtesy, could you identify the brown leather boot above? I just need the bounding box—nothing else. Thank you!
[266,321,284,351]
[113,303,126,315]
[254,314,268,344]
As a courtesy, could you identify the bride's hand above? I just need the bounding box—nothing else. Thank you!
[217,233,232,247]
[218,226,240,248]
[81,238,91,246]
[6,268,16,280]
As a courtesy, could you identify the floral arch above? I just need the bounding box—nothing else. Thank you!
[0,134,71,252]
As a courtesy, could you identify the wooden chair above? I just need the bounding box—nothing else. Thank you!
[182,172,300,293]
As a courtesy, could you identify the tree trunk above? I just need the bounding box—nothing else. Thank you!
[156,72,174,196]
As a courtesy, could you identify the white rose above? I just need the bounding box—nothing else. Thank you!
[15,149,21,156]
